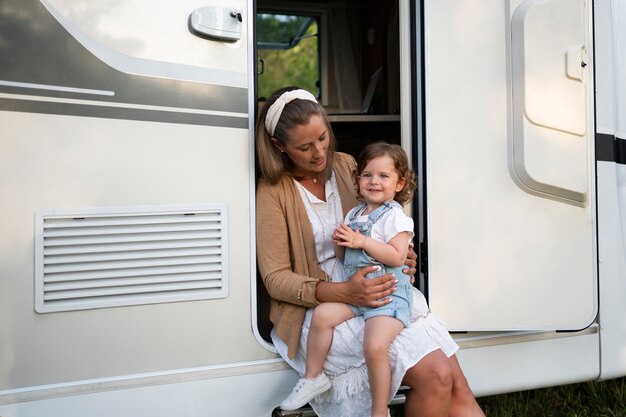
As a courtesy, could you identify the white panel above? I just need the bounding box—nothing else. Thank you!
[35,205,228,312]
[0,362,297,417]
[510,0,590,204]
[597,163,626,379]
[457,332,599,397]
[42,0,248,87]
[514,0,586,135]
[616,0,626,138]
[0,110,263,391]
[424,0,596,331]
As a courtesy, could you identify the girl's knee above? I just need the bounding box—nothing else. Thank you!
[311,304,342,329]
[311,303,353,330]
[363,340,390,361]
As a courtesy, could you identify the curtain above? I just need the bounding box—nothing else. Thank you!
[327,2,362,112]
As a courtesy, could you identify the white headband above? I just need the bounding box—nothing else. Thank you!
[264,89,318,136]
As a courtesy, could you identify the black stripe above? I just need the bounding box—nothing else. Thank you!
[596,133,626,164]
[0,98,247,129]
[617,137,626,165]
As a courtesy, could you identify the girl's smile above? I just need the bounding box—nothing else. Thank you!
[358,155,406,213]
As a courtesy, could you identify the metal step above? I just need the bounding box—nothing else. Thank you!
[271,387,409,417]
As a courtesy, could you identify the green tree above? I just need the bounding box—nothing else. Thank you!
[258,16,319,99]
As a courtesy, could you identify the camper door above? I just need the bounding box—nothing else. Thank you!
[422,0,597,331]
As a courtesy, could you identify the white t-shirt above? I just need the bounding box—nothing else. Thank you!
[344,203,415,245]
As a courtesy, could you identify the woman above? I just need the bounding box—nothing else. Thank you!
[256,87,485,417]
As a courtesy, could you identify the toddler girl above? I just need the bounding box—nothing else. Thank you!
[280,142,417,417]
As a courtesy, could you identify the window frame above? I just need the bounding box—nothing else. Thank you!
[257,2,329,105]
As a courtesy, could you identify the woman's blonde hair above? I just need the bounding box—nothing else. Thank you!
[256,87,336,184]
[353,142,417,205]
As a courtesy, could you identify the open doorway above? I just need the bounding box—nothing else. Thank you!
[254,0,405,343]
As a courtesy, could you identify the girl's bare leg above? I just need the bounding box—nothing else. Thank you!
[305,302,355,378]
[447,355,485,417]
[401,349,453,417]
[363,316,404,417]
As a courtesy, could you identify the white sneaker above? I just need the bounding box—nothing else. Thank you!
[280,373,331,410]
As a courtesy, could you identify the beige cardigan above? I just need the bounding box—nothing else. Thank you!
[256,152,358,359]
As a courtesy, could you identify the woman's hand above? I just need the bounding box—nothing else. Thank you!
[404,243,418,284]
[345,265,397,308]
[315,245,417,306]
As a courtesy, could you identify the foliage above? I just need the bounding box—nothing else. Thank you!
[257,14,312,45]
[257,16,319,99]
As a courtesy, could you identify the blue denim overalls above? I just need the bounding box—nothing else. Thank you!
[344,201,413,327]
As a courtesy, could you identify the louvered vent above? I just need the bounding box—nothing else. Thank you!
[35,205,228,313]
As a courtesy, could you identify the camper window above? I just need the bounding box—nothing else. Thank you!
[257,13,320,99]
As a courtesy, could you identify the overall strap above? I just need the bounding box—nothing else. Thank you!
[347,203,368,223]
[368,201,402,223]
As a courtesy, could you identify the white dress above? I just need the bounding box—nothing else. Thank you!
[271,174,459,417]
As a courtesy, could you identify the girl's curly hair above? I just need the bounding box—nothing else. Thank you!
[353,142,417,205]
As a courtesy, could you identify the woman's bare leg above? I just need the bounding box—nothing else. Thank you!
[447,355,485,417]
[402,349,453,417]
[305,302,355,378]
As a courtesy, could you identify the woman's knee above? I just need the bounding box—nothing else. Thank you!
[449,356,477,400]
[404,350,453,392]
[428,360,453,391]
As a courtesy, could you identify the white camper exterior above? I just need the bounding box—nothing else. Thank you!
[0,0,625,416]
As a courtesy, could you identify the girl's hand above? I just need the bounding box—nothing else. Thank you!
[333,224,366,249]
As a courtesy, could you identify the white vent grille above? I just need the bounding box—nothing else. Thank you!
[35,205,228,313]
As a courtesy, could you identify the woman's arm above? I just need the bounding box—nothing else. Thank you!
[256,182,321,308]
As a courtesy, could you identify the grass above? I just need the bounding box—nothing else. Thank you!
[390,377,626,417]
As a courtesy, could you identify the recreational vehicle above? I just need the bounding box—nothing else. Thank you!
[1,0,625,415]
